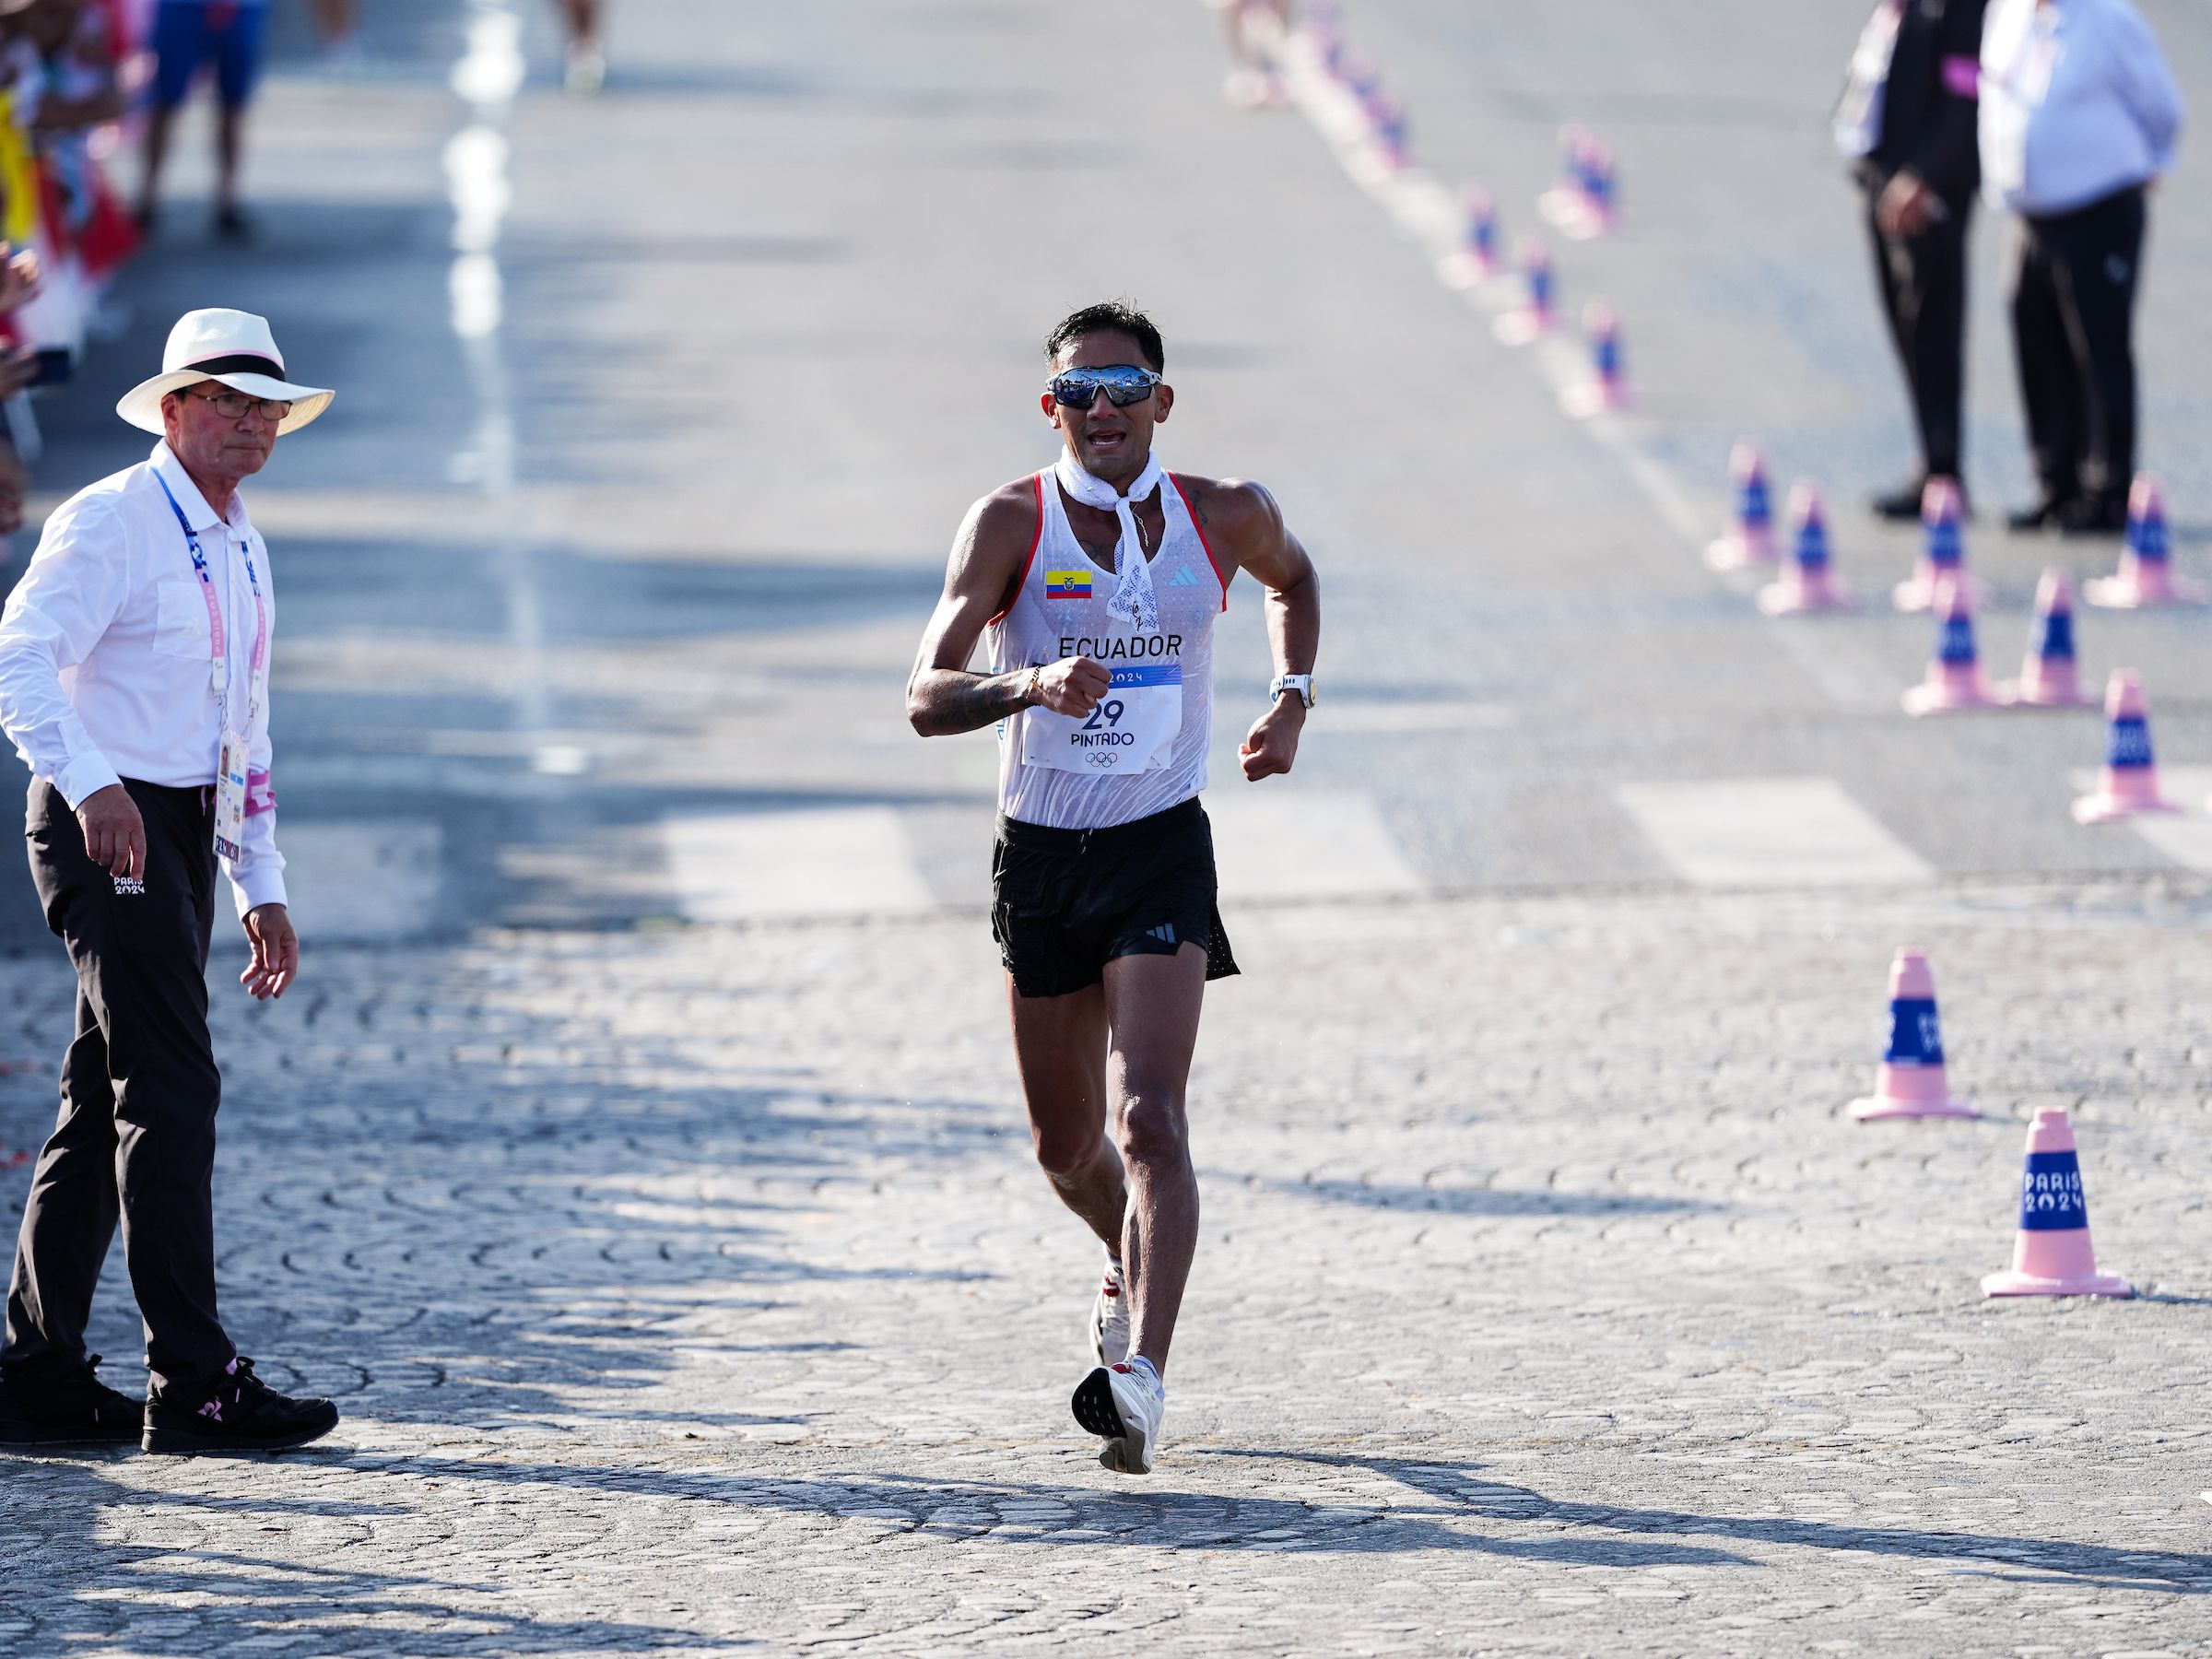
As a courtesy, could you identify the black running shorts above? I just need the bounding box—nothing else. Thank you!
[990,795,1240,999]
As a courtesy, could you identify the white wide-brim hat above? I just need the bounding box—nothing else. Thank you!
[115,308,335,438]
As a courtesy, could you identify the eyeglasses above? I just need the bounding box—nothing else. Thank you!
[1046,365,1162,408]
[186,389,292,421]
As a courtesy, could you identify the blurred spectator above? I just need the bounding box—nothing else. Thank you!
[1210,0,1291,111]
[559,0,602,96]
[0,243,45,539]
[1981,0,2183,535]
[135,0,270,240]
[28,0,137,294]
[305,0,359,72]
[1833,0,1986,522]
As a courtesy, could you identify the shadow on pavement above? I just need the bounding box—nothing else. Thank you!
[1260,1176,1716,1218]
[1218,1451,2212,1594]
[0,1459,719,1655]
[285,1456,1754,1569]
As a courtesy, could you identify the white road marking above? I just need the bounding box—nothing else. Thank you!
[1202,787,1423,901]
[278,822,445,941]
[662,809,936,922]
[1617,777,1935,888]
[2068,766,2212,874]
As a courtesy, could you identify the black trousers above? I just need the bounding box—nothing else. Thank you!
[2011,184,2147,505]
[1865,181,1971,480]
[3,779,232,1394]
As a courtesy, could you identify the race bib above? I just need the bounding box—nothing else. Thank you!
[213,727,250,861]
[1020,664,1182,775]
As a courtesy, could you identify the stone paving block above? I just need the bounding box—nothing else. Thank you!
[3,881,2211,1653]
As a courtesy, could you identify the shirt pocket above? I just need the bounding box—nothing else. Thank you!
[152,577,213,661]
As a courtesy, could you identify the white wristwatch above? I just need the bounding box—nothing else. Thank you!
[1269,674,1315,709]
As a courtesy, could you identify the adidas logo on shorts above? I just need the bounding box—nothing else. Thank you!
[1145,923,1176,946]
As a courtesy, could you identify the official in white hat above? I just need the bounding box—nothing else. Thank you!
[0,308,341,1454]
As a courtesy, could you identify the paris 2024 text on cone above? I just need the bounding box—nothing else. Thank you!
[1900,578,1997,715]
[1847,947,1972,1121]
[2071,669,2181,822]
[1757,480,1852,615]
[1560,302,1627,418]
[1438,184,1499,289]
[1706,440,1775,571]
[2084,475,2207,609]
[1982,1107,2133,1298]
[1998,568,2097,708]
[1893,477,1985,612]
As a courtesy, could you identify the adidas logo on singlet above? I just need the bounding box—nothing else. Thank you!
[1167,564,1202,589]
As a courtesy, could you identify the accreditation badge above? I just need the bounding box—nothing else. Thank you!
[213,728,250,861]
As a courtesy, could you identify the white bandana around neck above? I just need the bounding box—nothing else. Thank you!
[1055,450,1165,633]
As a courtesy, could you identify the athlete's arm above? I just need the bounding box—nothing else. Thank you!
[1185,477,1318,782]
[907,486,1111,736]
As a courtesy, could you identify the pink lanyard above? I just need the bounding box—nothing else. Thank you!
[155,471,265,720]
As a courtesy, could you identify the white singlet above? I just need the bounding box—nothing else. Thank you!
[985,467,1229,830]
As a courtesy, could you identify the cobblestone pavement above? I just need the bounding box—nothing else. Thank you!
[3,879,2209,1656]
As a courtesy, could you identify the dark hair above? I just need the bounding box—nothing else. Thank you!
[1043,301,1164,373]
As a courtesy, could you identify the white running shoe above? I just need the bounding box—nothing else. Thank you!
[1072,1361,1164,1476]
[564,42,606,95]
[1088,1258,1130,1367]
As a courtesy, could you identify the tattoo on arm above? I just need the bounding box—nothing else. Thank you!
[914,667,1030,735]
[950,670,1028,728]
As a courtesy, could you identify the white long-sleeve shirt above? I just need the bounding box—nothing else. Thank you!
[0,441,285,915]
[1981,0,2184,215]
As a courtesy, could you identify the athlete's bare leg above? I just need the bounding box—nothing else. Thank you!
[137,103,177,223]
[1008,982,1127,1252]
[560,0,603,45]
[1101,943,1206,1377]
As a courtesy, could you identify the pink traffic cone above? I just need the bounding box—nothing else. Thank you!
[1439,185,1500,288]
[1901,579,1997,714]
[1350,91,1407,181]
[1848,948,1973,1121]
[1560,303,1627,418]
[1998,569,2097,708]
[1892,477,1984,611]
[1705,441,1776,571]
[2072,669,2181,821]
[1758,481,1853,614]
[1982,1108,2133,1297]
[1371,94,1407,171]
[1538,126,1613,239]
[1492,241,1555,346]
[2084,476,2207,608]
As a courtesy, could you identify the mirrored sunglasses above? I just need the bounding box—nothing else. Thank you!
[1047,366,1162,408]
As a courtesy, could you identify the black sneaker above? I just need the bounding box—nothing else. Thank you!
[1869,477,1928,522]
[0,1353,146,1446]
[2007,494,2075,533]
[2057,492,2128,537]
[141,1357,338,1455]
[1873,476,1971,523]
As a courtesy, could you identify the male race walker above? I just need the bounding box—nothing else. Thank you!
[907,302,1319,1474]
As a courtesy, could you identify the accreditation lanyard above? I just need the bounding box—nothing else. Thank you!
[154,471,265,731]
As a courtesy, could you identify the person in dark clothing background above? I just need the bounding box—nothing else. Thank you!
[1835,0,1989,521]
[1980,0,2183,535]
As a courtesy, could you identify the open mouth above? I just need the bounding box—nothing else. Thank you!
[1087,429,1128,452]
